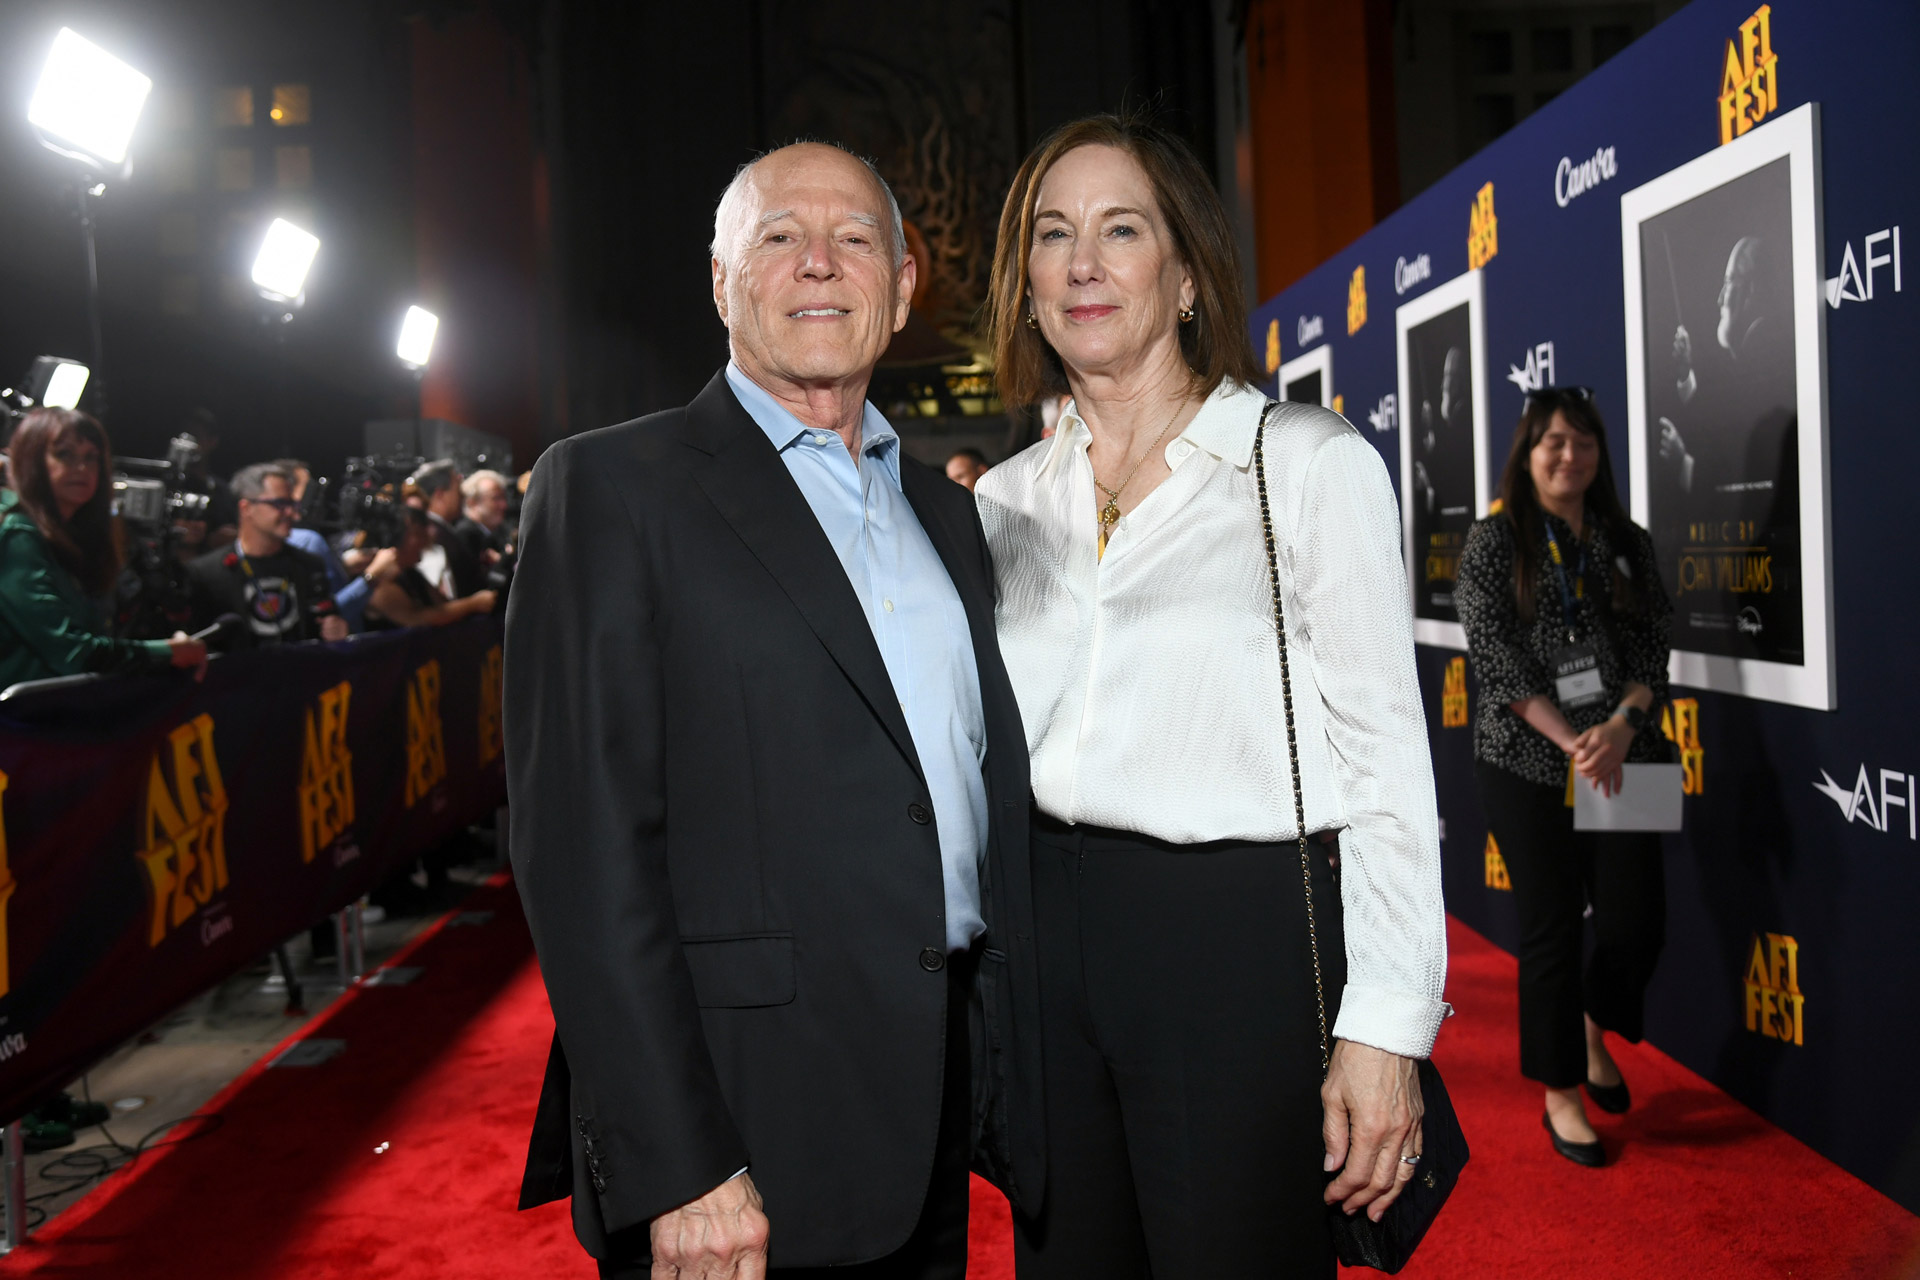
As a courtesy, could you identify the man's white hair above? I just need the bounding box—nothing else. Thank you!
[709,141,907,272]
[462,469,510,501]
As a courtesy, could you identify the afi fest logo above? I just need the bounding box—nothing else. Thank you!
[1347,265,1368,336]
[1812,762,1915,838]
[1366,394,1397,435]
[1507,341,1555,395]
[1661,697,1705,795]
[1554,146,1618,208]
[1744,931,1803,1046]
[1718,6,1779,145]
[406,660,448,808]
[1264,319,1281,376]
[137,715,231,948]
[0,769,12,998]
[1467,183,1499,270]
[1827,226,1901,308]
[1483,833,1511,891]
[1441,657,1468,728]
[478,644,504,769]
[300,681,355,864]
[1393,253,1432,296]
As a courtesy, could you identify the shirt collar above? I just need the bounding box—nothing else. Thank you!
[1035,378,1265,479]
[725,360,901,487]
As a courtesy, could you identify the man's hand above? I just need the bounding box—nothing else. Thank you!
[167,633,209,681]
[650,1172,769,1279]
[1322,1040,1424,1222]
[319,615,349,643]
[364,546,402,584]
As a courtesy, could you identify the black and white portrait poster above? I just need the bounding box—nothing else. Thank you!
[1278,344,1333,409]
[1623,104,1833,709]
[1397,270,1489,649]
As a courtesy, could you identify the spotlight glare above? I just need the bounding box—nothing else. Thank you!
[28,28,153,168]
[42,361,90,409]
[251,218,320,302]
[396,306,439,369]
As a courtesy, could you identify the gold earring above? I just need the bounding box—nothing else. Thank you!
[1026,310,1039,330]
[1179,306,1196,324]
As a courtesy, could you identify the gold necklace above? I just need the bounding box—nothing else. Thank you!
[1092,400,1185,558]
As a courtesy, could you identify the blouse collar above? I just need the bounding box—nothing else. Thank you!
[1036,378,1268,481]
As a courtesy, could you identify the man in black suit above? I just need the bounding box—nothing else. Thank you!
[505,141,1041,1279]
[410,460,487,597]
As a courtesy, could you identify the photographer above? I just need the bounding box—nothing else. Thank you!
[187,463,347,649]
[408,460,486,598]
[0,408,206,688]
[274,457,399,633]
[364,506,495,629]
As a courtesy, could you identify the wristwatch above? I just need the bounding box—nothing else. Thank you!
[1615,703,1647,732]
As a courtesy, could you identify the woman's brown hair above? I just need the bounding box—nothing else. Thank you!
[6,407,120,595]
[1494,389,1646,621]
[987,111,1261,408]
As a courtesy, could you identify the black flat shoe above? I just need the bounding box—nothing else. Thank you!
[1543,1111,1606,1167]
[1585,1073,1630,1115]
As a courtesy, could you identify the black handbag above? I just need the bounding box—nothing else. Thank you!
[1252,402,1468,1273]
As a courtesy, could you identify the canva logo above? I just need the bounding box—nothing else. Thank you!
[1827,226,1901,309]
[1554,146,1618,207]
[1393,254,1432,296]
[1297,314,1325,347]
[1812,763,1916,838]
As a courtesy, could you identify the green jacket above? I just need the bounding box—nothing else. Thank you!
[0,488,171,690]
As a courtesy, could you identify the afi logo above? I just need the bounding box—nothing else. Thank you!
[137,715,231,948]
[1827,226,1901,308]
[1506,341,1555,395]
[479,644,504,769]
[1661,698,1705,795]
[1347,266,1368,336]
[1441,657,1468,728]
[1366,394,1397,435]
[406,661,448,808]
[1744,931,1803,1045]
[1265,319,1281,375]
[1483,834,1511,891]
[300,681,355,864]
[1718,5,1780,146]
[1812,764,1915,838]
[1467,182,1498,270]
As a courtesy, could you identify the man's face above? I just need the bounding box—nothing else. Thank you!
[712,145,914,394]
[241,475,297,548]
[430,473,464,519]
[1716,238,1762,353]
[467,479,508,529]
[945,455,988,490]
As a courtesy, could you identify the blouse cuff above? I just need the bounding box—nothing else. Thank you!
[140,639,174,667]
[1331,984,1452,1060]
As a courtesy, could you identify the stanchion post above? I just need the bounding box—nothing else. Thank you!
[2,1118,25,1254]
[348,900,366,978]
[495,804,510,872]
[334,910,351,989]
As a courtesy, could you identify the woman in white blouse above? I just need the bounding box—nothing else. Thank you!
[974,114,1448,1278]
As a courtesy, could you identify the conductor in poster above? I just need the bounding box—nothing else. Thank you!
[1639,155,1801,665]
[1406,305,1476,621]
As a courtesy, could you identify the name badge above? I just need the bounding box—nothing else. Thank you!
[1551,642,1607,709]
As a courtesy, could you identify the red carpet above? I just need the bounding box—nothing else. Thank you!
[6,888,1914,1278]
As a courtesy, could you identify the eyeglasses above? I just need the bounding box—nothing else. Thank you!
[246,497,300,512]
[1524,385,1595,404]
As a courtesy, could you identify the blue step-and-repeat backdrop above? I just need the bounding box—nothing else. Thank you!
[1249,0,1918,1210]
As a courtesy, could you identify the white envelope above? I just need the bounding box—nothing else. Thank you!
[1572,763,1685,832]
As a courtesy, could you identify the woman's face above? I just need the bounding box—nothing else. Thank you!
[47,434,101,519]
[1027,144,1194,385]
[1528,411,1600,508]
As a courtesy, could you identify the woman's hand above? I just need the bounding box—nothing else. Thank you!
[1571,716,1634,795]
[167,633,209,682]
[1322,1040,1425,1221]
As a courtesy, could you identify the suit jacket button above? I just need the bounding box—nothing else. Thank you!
[908,802,932,825]
[919,947,946,972]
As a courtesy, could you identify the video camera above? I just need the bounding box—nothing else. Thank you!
[307,453,424,550]
[111,434,217,638]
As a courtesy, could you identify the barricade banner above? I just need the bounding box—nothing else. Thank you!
[0,617,506,1124]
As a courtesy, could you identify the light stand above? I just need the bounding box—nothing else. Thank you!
[396,305,439,447]
[29,28,153,421]
[251,218,321,455]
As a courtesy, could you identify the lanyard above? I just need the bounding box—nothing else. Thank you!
[1541,519,1587,642]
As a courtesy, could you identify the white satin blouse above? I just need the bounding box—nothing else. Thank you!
[974,379,1449,1058]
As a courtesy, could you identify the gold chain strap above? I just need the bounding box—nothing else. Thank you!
[1253,402,1331,1078]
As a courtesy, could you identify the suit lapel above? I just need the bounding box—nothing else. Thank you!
[682,372,924,783]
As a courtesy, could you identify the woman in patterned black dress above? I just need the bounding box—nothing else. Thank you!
[1455,388,1672,1168]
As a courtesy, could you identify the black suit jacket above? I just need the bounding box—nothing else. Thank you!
[504,371,1044,1267]
[428,510,487,597]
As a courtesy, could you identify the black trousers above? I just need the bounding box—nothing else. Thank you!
[598,955,973,1279]
[1474,761,1666,1088]
[1014,815,1342,1280]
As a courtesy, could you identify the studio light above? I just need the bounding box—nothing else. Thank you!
[40,360,91,409]
[27,28,152,172]
[251,218,320,303]
[396,306,440,369]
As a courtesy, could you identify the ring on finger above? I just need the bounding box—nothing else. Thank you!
[1399,1154,1420,1165]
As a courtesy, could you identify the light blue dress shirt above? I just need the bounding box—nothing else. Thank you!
[725,361,988,951]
